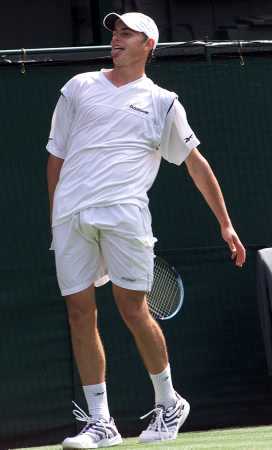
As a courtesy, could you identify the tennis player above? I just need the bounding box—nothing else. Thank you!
[46,12,246,449]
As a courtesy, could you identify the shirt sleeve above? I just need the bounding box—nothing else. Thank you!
[159,99,200,165]
[46,90,75,159]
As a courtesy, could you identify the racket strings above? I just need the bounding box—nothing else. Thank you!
[147,259,181,319]
[153,265,178,310]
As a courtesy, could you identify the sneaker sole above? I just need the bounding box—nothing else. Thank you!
[62,445,97,449]
[62,434,122,449]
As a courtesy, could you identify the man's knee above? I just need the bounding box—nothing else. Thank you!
[122,306,149,329]
[113,284,152,329]
[65,287,97,329]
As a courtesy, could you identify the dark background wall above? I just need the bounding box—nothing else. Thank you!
[1,1,272,449]
[0,51,272,449]
[1,0,272,49]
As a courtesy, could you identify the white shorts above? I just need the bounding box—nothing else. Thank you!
[52,204,157,296]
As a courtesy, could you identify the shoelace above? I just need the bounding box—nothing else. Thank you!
[72,401,110,438]
[140,406,170,438]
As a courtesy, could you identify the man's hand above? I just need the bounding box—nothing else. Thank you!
[221,225,246,267]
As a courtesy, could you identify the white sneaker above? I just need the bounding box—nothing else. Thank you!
[62,402,122,449]
[138,392,190,443]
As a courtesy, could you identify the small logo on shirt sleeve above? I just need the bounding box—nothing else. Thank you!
[184,134,193,143]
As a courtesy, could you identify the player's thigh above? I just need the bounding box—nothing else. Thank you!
[52,216,101,296]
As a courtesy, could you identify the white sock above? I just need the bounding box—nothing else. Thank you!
[149,364,177,408]
[83,382,110,421]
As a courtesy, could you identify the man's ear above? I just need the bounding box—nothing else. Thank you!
[146,38,155,51]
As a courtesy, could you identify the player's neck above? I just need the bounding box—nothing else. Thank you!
[107,64,146,87]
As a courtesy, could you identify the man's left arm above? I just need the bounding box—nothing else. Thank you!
[185,148,246,267]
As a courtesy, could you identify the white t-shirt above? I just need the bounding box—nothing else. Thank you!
[46,70,200,226]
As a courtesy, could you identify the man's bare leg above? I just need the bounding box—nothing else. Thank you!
[112,284,168,375]
[63,285,122,447]
[65,286,111,422]
[112,284,189,443]
[113,283,177,405]
[65,285,105,385]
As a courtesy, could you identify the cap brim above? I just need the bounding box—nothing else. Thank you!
[103,13,122,31]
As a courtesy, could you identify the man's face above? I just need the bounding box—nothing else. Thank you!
[111,19,152,67]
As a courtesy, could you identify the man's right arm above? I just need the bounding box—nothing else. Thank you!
[46,91,74,223]
[47,154,64,223]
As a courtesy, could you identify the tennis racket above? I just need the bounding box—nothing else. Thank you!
[146,256,184,320]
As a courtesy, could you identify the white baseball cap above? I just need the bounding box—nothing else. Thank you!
[103,12,159,49]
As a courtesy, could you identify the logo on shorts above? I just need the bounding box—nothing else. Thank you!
[121,277,137,282]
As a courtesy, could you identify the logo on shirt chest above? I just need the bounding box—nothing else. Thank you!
[129,104,149,115]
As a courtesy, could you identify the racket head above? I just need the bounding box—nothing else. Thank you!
[146,256,184,320]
